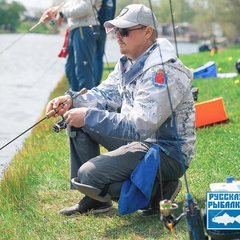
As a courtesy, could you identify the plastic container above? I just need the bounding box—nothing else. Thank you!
[209,176,240,191]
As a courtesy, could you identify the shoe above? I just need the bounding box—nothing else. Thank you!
[59,195,113,216]
[140,180,182,217]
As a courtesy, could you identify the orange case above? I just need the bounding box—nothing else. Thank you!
[195,97,228,128]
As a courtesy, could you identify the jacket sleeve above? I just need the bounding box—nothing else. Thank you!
[72,63,122,112]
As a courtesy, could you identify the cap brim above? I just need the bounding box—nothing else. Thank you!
[104,19,138,29]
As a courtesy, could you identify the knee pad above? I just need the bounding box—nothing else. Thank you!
[71,178,111,202]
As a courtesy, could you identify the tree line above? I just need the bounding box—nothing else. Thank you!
[0,0,25,32]
[1,0,240,42]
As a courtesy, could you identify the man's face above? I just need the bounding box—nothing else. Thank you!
[114,25,150,60]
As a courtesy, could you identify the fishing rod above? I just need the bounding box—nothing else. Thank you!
[169,0,179,57]
[0,2,65,56]
[0,88,87,151]
[147,0,206,239]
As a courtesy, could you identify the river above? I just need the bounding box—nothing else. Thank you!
[0,33,199,178]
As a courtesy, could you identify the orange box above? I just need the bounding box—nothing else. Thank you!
[195,97,228,128]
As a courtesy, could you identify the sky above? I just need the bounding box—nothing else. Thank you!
[8,0,54,9]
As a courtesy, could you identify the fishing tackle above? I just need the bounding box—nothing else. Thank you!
[160,200,185,238]
[53,115,67,133]
[0,88,87,151]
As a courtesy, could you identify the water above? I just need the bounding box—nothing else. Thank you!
[0,33,66,177]
[0,33,199,178]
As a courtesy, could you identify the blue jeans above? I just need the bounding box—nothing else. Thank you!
[65,26,99,91]
[93,26,107,86]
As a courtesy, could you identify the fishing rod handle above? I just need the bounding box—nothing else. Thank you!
[46,87,87,118]
[45,98,71,118]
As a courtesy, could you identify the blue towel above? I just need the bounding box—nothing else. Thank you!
[118,145,160,215]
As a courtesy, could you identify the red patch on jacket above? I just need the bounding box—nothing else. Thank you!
[152,69,167,87]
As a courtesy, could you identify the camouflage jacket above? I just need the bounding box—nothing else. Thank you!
[70,38,196,166]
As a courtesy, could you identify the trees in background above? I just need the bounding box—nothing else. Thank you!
[0,0,26,32]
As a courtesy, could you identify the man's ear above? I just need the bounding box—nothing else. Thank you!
[145,26,154,38]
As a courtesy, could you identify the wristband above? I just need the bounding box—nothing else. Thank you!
[59,11,64,18]
[65,90,75,100]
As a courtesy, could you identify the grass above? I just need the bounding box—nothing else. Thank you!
[0,45,240,240]
[16,21,59,34]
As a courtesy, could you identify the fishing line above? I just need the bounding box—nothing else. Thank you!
[169,0,179,57]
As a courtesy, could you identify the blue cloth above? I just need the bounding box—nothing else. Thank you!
[118,145,160,215]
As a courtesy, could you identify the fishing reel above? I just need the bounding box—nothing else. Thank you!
[53,116,67,133]
[160,198,207,240]
[160,199,185,237]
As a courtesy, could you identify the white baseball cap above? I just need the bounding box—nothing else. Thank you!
[104,4,158,31]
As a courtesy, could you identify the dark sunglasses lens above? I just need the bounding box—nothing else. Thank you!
[119,28,128,37]
[115,28,128,37]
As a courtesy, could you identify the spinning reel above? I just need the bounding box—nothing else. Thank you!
[159,196,206,240]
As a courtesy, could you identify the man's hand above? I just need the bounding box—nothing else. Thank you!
[56,13,65,25]
[39,6,59,23]
[63,107,88,128]
[46,95,72,118]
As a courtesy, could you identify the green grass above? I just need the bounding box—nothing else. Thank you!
[0,46,240,239]
[16,21,59,34]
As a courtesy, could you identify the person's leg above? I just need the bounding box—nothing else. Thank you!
[140,152,184,216]
[73,26,96,91]
[65,30,77,90]
[94,27,106,86]
[67,126,100,189]
[78,141,151,191]
[67,126,127,189]
[60,127,130,216]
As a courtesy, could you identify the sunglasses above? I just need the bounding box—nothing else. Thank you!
[114,26,147,37]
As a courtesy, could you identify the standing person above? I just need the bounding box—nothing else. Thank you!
[46,4,196,217]
[40,0,103,91]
